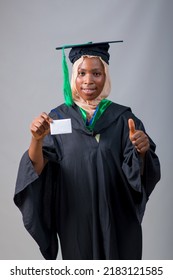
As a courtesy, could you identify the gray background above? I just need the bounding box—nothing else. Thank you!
[0,0,172,259]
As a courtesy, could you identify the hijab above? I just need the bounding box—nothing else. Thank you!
[70,55,111,121]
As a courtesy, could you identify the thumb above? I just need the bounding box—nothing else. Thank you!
[128,118,136,139]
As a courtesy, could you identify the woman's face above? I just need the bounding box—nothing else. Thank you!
[75,57,106,101]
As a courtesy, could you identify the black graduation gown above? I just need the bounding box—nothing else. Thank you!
[14,102,160,260]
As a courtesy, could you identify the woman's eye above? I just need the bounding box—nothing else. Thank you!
[78,71,85,76]
[94,72,101,76]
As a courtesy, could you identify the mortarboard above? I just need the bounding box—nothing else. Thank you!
[55,40,123,106]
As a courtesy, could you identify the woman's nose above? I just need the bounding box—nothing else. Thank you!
[84,74,93,84]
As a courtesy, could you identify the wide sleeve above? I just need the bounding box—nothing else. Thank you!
[121,114,161,222]
[14,134,61,260]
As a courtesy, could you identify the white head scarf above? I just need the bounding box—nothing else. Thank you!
[71,55,111,120]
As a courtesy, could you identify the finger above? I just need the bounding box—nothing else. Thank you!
[128,119,135,134]
[133,134,150,154]
[136,140,150,152]
[35,122,48,134]
[30,122,45,136]
[128,118,136,140]
[133,132,149,146]
[30,118,50,137]
[137,145,150,155]
[37,118,50,131]
[41,112,53,123]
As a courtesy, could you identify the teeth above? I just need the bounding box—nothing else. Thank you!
[83,89,95,92]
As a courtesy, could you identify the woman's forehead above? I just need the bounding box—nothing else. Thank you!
[78,56,104,69]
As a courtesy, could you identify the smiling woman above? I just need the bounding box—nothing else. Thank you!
[72,56,108,122]
[70,46,112,122]
[14,41,160,260]
[75,57,106,101]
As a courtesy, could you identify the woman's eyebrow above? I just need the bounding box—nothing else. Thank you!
[78,67,101,71]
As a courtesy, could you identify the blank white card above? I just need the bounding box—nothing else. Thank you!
[50,119,72,135]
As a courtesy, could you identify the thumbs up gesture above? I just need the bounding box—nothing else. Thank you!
[128,119,150,156]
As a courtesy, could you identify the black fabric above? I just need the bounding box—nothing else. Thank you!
[69,43,110,64]
[14,102,160,260]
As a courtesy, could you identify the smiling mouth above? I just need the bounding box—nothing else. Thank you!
[82,88,96,93]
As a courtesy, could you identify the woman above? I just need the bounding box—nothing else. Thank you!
[14,41,160,260]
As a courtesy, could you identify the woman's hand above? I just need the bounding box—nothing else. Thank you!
[29,112,53,174]
[30,112,53,140]
[128,118,150,156]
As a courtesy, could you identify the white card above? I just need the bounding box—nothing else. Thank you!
[50,119,72,135]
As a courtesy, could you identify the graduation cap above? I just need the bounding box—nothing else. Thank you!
[55,40,123,106]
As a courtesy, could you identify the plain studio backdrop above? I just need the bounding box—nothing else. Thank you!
[0,0,172,260]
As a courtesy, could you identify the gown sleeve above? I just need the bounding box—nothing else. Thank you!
[14,134,61,259]
[121,115,161,222]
